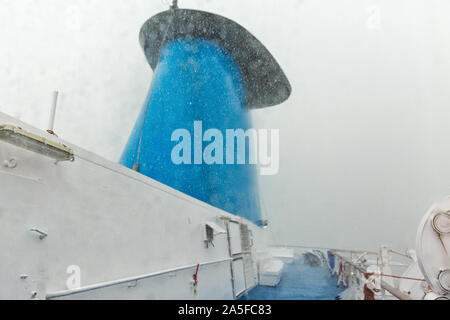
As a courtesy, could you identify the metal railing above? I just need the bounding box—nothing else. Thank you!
[330,250,412,300]
[270,244,379,255]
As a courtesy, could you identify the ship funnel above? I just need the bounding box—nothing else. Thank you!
[120,8,291,226]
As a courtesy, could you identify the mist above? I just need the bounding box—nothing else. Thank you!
[1,0,450,252]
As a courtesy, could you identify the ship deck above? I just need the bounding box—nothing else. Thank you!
[240,256,344,300]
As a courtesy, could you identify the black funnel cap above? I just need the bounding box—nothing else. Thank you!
[139,9,291,109]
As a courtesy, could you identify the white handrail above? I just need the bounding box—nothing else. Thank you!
[46,257,231,299]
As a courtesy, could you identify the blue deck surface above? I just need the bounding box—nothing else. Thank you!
[241,257,343,300]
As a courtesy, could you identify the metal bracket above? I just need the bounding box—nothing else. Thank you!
[29,228,48,240]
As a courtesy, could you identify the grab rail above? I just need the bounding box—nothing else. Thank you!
[46,257,232,299]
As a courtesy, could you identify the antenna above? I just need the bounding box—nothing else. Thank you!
[170,0,178,10]
[47,90,59,135]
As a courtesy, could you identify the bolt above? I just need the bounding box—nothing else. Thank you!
[3,158,17,168]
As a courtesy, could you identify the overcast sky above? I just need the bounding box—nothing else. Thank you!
[1,0,450,252]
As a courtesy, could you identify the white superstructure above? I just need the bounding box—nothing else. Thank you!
[0,111,272,300]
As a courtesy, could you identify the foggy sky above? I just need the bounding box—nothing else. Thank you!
[1,0,450,252]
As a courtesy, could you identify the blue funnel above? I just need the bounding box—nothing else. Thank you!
[120,9,291,226]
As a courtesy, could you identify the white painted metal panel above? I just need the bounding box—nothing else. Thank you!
[243,254,256,289]
[232,259,245,296]
[229,222,242,255]
[0,167,49,300]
